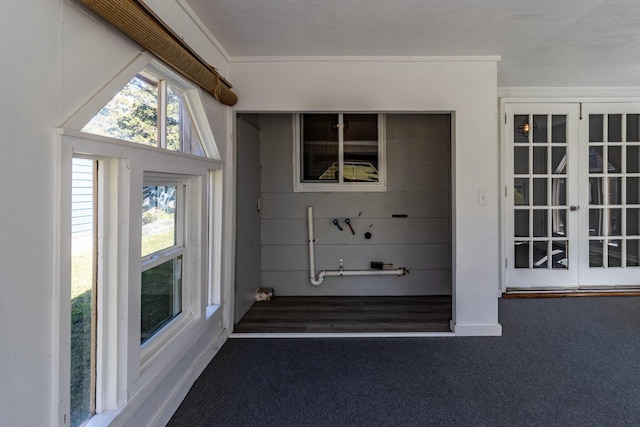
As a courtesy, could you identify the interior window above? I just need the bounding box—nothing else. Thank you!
[297,113,384,191]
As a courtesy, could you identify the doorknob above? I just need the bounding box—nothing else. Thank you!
[570,205,580,211]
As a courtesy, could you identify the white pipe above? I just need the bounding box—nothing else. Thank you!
[307,206,408,286]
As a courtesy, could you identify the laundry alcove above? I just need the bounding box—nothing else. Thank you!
[233,112,453,335]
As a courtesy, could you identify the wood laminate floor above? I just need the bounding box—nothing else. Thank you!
[233,295,452,333]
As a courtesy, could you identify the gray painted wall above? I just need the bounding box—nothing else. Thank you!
[235,117,262,321]
[253,113,451,296]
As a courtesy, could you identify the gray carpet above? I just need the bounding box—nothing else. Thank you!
[168,297,640,426]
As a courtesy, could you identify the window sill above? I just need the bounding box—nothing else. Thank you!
[293,183,386,193]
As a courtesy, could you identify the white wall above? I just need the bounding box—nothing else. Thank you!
[0,0,233,425]
[230,58,502,335]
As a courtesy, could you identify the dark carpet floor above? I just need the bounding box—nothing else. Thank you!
[168,297,640,426]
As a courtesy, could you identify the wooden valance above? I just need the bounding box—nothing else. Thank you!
[79,0,238,106]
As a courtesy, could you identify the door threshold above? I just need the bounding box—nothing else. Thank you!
[230,331,456,339]
[504,287,640,298]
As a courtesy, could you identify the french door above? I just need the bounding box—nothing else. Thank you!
[506,102,640,290]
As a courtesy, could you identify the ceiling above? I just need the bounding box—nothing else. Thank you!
[184,0,640,87]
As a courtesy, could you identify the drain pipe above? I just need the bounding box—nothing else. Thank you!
[307,206,408,286]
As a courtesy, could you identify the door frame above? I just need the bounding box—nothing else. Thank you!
[500,94,640,293]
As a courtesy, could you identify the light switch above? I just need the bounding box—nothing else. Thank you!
[478,191,488,205]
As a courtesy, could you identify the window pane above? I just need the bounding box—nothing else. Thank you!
[627,208,640,236]
[533,115,547,143]
[533,209,548,237]
[533,178,547,206]
[627,240,640,267]
[609,178,622,205]
[514,210,529,237]
[590,240,604,267]
[551,147,566,174]
[590,209,603,236]
[608,146,622,173]
[589,114,604,142]
[627,146,640,173]
[71,158,95,427]
[82,74,158,146]
[514,241,529,268]
[608,114,622,142]
[514,146,529,174]
[551,115,566,143]
[142,185,176,257]
[343,114,379,182]
[514,178,529,205]
[141,256,182,343]
[609,208,622,236]
[627,114,640,142]
[609,240,622,267]
[514,115,529,143]
[533,241,548,268]
[167,85,205,156]
[551,178,566,206]
[533,147,547,174]
[302,114,339,182]
[552,241,568,269]
[589,146,604,173]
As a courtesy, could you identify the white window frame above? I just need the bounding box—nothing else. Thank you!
[54,56,224,426]
[293,113,387,192]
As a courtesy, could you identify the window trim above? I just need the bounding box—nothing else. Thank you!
[293,112,387,192]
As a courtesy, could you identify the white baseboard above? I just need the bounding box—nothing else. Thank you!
[450,321,502,336]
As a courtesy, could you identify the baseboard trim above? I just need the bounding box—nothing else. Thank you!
[449,321,502,336]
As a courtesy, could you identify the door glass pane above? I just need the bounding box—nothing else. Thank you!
[627,146,640,173]
[514,178,529,205]
[589,178,604,205]
[553,209,567,237]
[589,146,604,173]
[627,114,640,142]
[514,115,530,143]
[609,208,622,236]
[551,147,566,174]
[533,178,547,206]
[533,210,548,237]
[608,178,622,205]
[514,210,529,237]
[533,115,547,143]
[142,185,177,257]
[626,208,640,236]
[627,240,640,267]
[551,115,567,143]
[590,209,604,236]
[589,114,604,142]
[608,114,623,142]
[514,241,529,268]
[552,241,568,269]
[533,115,548,143]
[609,240,622,267]
[514,147,529,174]
[589,240,604,267]
[302,114,339,182]
[533,147,547,174]
[608,146,622,173]
[533,241,548,268]
[551,178,566,206]
[627,178,640,204]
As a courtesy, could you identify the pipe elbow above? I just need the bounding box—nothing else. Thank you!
[310,271,325,286]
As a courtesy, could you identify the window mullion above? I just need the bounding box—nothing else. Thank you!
[158,79,167,149]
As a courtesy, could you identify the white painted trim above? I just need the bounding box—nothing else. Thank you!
[62,52,152,130]
[230,332,455,339]
[499,86,640,100]
[175,0,231,62]
[147,330,228,427]
[231,55,501,63]
[450,321,502,336]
